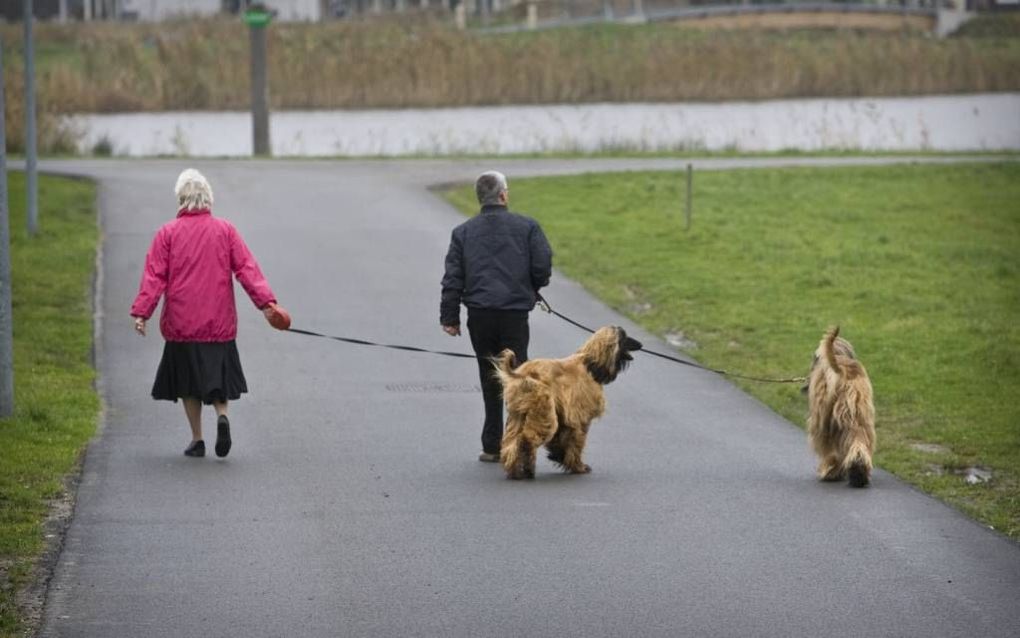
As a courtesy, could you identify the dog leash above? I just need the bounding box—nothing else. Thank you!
[286,327,479,360]
[536,295,806,385]
[285,305,805,384]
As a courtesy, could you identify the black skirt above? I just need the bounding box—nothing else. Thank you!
[151,341,248,405]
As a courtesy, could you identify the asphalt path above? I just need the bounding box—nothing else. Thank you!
[35,157,1020,637]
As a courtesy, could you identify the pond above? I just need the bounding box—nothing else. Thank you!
[67,93,1020,157]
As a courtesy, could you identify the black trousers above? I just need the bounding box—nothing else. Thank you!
[466,308,529,454]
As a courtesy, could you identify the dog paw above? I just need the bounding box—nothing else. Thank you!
[568,464,592,475]
[847,464,870,488]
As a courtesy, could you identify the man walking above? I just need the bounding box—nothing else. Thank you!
[441,171,553,462]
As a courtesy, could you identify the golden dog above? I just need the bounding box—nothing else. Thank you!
[492,326,642,480]
[806,327,876,487]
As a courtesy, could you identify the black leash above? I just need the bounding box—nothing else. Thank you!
[284,301,805,384]
[286,327,478,360]
[536,295,806,385]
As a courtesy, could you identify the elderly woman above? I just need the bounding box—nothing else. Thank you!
[131,168,279,458]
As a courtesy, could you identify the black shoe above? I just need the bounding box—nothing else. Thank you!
[184,440,205,457]
[215,415,232,458]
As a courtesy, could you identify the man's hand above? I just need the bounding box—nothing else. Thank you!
[134,317,146,336]
[442,324,461,337]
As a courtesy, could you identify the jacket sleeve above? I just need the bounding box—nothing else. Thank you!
[529,223,553,291]
[130,227,170,319]
[440,229,464,326]
[229,224,277,309]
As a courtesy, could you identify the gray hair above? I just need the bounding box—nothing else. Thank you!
[175,168,214,211]
[475,171,508,206]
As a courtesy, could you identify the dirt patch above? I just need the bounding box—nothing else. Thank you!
[911,442,951,455]
[665,331,698,351]
[956,466,993,485]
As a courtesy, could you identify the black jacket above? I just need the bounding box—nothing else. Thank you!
[440,205,553,326]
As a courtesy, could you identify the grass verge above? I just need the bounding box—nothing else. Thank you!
[442,162,1020,539]
[0,172,100,637]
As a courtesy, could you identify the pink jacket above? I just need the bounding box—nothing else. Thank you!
[130,208,276,342]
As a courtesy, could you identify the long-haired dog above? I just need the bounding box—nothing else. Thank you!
[806,326,876,488]
[492,326,642,480]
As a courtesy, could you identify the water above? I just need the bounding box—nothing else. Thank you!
[67,93,1020,157]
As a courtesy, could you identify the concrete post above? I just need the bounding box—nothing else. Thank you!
[527,1,537,29]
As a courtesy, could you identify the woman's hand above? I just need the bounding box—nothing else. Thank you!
[134,317,146,336]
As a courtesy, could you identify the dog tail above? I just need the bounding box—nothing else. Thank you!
[843,439,873,488]
[490,349,521,386]
[822,325,842,374]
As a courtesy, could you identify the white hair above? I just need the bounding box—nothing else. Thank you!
[175,168,214,211]
[475,170,508,206]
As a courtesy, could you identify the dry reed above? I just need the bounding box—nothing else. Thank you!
[0,16,1018,151]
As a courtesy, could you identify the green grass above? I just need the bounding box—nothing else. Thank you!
[0,173,100,636]
[443,162,1020,539]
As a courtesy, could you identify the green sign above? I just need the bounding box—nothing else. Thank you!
[243,10,272,27]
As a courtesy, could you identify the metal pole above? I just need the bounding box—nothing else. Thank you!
[249,23,270,156]
[684,164,692,231]
[24,0,38,237]
[0,38,16,417]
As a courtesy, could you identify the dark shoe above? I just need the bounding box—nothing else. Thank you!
[215,415,232,458]
[184,440,205,457]
[478,451,500,463]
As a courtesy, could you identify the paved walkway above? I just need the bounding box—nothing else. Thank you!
[37,158,1020,637]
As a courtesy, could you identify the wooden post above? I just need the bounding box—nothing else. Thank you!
[527,1,537,29]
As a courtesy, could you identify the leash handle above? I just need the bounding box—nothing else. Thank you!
[535,292,551,314]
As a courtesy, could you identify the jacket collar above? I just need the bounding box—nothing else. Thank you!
[480,204,508,215]
[177,207,211,218]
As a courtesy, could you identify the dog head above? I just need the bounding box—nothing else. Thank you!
[581,326,642,385]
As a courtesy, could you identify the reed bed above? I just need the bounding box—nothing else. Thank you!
[1,16,1018,151]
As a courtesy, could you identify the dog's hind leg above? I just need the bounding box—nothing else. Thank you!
[844,440,873,488]
[545,424,568,465]
[558,424,592,475]
[501,381,556,480]
[501,413,548,480]
[818,456,845,482]
[501,414,526,479]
